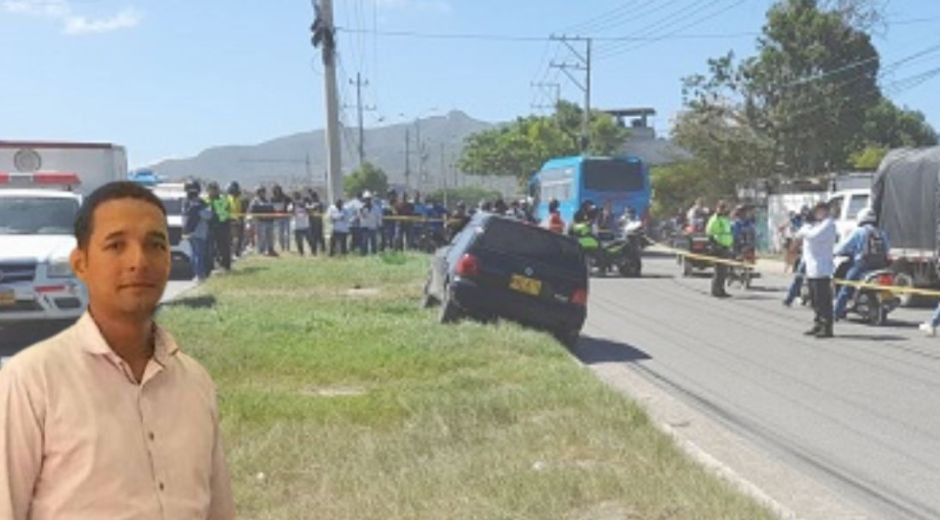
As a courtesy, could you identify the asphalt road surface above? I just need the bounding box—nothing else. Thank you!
[578,253,940,520]
[0,280,197,360]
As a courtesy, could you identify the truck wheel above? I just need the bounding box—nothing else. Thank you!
[893,272,917,308]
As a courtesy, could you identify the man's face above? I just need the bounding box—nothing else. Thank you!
[815,207,829,221]
[70,198,171,320]
[208,187,220,198]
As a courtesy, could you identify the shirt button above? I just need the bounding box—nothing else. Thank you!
[159,482,165,491]
[149,432,155,441]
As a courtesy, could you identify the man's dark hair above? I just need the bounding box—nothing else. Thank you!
[74,181,167,249]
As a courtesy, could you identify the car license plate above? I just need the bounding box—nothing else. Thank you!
[509,274,542,296]
[0,289,14,307]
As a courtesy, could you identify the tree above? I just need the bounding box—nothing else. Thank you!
[857,98,938,149]
[345,162,388,198]
[457,100,630,186]
[848,145,888,171]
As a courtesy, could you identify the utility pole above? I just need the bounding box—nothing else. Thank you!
[345,72,376,166]
[531,81,561,112]
[414,120,427,189]
[311,0,343,202]
[550,35,592,152]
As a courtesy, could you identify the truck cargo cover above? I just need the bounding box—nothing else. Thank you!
[872,147,940,252]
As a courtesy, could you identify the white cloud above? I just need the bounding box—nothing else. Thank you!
[2,0,69,17]
[376,0,452,14]
[64,8,141,35]
[1,0,142,35]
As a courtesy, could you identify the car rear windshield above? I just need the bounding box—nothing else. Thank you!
[583,159,644,192]
[476,218,583,271]
[0,197,79,235]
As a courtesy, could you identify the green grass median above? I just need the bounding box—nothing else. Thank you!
[158,253,774,520]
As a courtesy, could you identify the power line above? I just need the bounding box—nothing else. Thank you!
[334,26,759,43]
[597,0,750,60]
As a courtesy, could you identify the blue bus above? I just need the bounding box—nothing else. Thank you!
[529,155,651,226]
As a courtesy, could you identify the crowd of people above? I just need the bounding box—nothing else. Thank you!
[180,180,563,280]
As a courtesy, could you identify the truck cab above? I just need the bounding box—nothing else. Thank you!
[827,188,871,244]
[150,183,194,280]
[0,173,87,323]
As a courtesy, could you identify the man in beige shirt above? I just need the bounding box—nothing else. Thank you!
[0,181,236,519]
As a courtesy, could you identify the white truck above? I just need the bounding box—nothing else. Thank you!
[0,140,127,195]
[0,173,87,323]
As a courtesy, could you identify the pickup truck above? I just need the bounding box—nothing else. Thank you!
[0,174,87,323]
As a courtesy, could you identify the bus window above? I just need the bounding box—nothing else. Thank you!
[583,160,644,191]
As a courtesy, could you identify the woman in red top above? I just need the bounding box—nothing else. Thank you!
[544,199,565,234]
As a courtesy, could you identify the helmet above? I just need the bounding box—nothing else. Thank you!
[184,180,201,195]
[227,181,241,195]
[857,208,876,224]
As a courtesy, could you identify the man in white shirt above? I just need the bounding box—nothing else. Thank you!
[328,199,350,256]
[797,201,839,339]
[358,191,383,255]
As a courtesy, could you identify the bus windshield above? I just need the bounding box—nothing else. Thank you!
[583,160,644,192]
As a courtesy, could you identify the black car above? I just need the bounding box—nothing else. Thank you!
[422,213,589,346]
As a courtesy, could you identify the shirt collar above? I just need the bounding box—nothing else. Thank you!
[76,312,180,364]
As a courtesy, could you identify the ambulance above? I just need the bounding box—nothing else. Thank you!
[0,172,87,323]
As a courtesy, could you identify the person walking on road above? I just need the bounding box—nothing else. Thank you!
[328,199,350,256]
[207,182,233,272]
[833,208,889,320]
[706,201,733,298]
[0,182,236,520]
[182,181,212,281]
[543,199,566,234]
[798,202,839,339]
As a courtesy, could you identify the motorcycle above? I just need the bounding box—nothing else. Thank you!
[675,231,713,277]
[726,245,757,290]
[572,222,642,278]
[833,257,900,326]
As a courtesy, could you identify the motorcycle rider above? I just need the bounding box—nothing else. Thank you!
[543,199,566,234]
[686,198,708,233]
[833,208,890,320]
[706,201,733,298]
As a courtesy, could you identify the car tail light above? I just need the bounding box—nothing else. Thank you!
[571,288,588,306]
[877,273,894,286]
[455,254,480,277]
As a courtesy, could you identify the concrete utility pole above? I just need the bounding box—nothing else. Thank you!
[550,35,592,152]
[346,72,376,166]
[440,142,447,208]
[311,0,343,202]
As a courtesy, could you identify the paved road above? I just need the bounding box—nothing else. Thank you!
[0,280,197,360]
[578,254,940,520]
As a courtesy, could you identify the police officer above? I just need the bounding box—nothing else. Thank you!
[206,182,233,272]
[833,208,889,320]
[706,201,734,298]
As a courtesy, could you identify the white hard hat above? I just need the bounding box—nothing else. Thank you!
[857,208,876,224]
[362,190,373,199]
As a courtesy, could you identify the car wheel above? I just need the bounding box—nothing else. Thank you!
[554,328,580,349]
[439,284,463,324]
[421,281,438,309]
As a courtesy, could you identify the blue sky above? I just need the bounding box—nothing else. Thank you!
[2,0,939,167]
